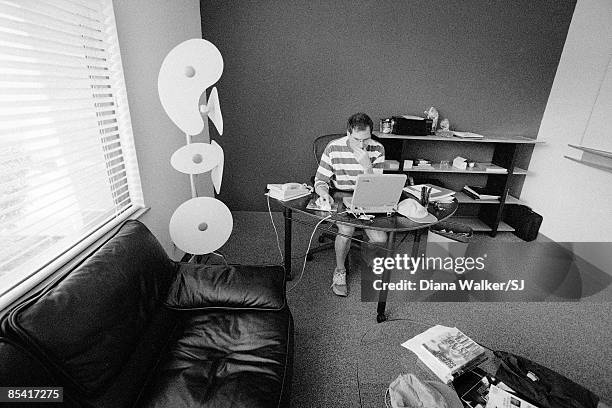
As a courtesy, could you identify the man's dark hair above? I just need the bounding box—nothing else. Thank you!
[346,112,373,134]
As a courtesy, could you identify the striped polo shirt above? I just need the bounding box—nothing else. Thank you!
[314,135,385,191]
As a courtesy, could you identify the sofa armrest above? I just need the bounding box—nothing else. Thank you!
[165,264,286,311]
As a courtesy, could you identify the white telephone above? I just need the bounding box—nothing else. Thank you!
[281,183,304,191]
[267,183,310,192]
[266,183,312,201]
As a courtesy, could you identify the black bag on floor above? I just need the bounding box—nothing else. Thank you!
[503,205,543,241]
[494,350,600,408]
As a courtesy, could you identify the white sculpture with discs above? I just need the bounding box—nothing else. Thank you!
[158,39,223,136]
[210,140,224,194]
[200,87,223,135]
[158,39,232,255]
[170,142,223,175]
[169,197,233,255]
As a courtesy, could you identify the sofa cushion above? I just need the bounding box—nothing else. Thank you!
[0,337,58,387]
[165,264,286,311]
[3,220,177,396]
[136,309,294,408]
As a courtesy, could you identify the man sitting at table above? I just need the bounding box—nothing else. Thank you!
[314,112,387,297]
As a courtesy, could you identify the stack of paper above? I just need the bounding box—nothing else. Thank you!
[403,184,456,202]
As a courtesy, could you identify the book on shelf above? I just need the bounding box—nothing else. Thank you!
[404,158,432,170]
[462,185,501,200]
[412,158,431,165]
[413,164,433,169]
[401,325,487,384]
[475,163,507,173]
[403,183,456,202]
[453,131,485,139]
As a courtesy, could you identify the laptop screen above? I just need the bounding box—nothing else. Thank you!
[347,174,407,211]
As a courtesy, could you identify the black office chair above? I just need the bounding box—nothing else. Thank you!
[307,134,364,265]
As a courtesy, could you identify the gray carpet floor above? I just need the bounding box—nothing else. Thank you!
[218,211,612,407]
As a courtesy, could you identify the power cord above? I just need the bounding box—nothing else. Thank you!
[211,251,229,268]
[286,213,333,292]
[266,194,285,266]
[267,193,348,293]
[384,388,391,408]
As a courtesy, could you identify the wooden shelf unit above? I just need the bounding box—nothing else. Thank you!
[374,131,542,236]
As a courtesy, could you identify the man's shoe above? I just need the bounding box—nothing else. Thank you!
[331,267,347,297]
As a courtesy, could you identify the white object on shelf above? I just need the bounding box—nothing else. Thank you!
[384,160,400,170]
[452,156,467,170]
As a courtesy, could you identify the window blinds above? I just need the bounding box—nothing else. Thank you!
[0,0,143,300]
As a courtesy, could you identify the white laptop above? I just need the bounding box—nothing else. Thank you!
[342,174,407,213]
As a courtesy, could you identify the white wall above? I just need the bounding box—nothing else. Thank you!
[113,0,213,258]
[521,0,612,271]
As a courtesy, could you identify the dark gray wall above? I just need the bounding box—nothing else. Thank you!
[201,0,575,210]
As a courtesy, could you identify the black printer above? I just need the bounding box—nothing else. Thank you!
[381,116,433,136]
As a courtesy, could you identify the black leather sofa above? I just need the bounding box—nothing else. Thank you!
[0,220,293,407]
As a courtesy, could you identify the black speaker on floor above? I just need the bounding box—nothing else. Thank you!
[503,205,543,241]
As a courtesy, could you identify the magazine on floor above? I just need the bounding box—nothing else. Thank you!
[401,325,487,384]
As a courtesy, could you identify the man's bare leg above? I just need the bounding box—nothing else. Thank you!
[332,224,355,296]
[335,224,355,270]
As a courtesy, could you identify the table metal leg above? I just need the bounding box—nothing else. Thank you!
[376,231,396,323]
[410,229,424,263]
[375,230,424,323]
[283,207,293,280]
